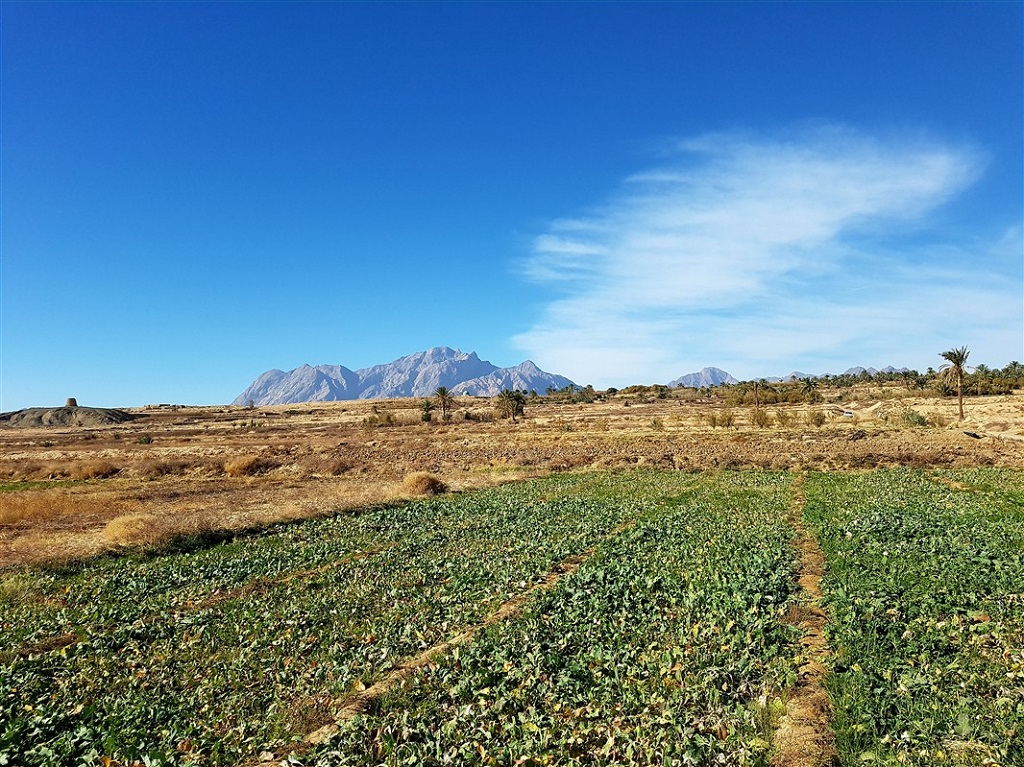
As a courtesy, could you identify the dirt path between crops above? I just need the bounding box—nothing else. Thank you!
[772,473,837,767]
[927,473,971,492]
[251,526,635,766]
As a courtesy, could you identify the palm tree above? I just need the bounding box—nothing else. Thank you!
[971,363,992,396]
[800,377,820,403]
[939,346,970,420]
[434,387,455,423]
[496,389,526,422]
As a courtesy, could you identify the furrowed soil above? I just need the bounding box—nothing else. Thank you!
[2,390,1022,569]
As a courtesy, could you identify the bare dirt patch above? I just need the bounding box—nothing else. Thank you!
[773,474,837,767]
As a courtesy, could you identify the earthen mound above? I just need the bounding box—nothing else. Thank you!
[0,407,138,428]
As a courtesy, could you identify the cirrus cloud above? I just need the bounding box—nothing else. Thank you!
[514,125,1020,385]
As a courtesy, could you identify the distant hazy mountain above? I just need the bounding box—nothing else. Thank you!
[233,347,576,405]
[767,365,911,382]
[766,371,815,382]
[668,367,739,388]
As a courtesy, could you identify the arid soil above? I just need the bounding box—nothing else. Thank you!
[2,390,1023,569]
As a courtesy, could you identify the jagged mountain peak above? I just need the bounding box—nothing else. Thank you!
[233,348,576,405]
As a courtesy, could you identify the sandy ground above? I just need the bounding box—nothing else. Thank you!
[2,389,1022,569]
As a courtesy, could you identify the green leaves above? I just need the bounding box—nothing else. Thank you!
[8,468,1018,766]
[805,468,1024,766]
[310,471,800,766]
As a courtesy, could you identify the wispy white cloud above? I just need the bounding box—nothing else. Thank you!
[514,125,1020,384]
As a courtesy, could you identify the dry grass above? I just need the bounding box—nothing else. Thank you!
[402,471,448,496]
[103,512,216,548]
[0,391,1022,569]
[224,455,278,477]
[103,513,163,546]
[0,490,122,527]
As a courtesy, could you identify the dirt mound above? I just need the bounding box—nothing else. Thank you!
[0,407,138,428]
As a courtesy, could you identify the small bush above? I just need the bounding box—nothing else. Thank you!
[774,409,795,427]
[649,418,665,431]
[896,406,929,427]
[137,435,154,445]
[224,455,276,477]
[361,411,398,429]
[103,513,162,546]
[403,472,448,496]
[805,410,827,428]
[718,409,736,428]
[750,408,772,428]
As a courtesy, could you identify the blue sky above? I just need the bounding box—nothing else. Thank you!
[2,1,1021,409]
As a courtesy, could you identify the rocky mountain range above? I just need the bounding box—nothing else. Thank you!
[667,365,913,387]
[766,365,912,382]
[668,367,739,388]
[234,347,576,406]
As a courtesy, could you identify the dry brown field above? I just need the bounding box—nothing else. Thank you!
[3,388,1023,570]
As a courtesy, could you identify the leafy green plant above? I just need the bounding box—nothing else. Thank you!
[896,406,928,427]
[419,399,434,422]
[803,469,1024,766]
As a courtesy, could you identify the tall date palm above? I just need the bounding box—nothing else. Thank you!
[939,346,970,420]
[434,386,455,423]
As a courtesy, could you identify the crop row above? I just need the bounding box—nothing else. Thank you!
[803,468,1024,766]
[0,472,696,766]
[303,471,799,766]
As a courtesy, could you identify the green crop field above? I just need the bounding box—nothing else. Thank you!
[804,469,1024,766]
[2,469,1022,767]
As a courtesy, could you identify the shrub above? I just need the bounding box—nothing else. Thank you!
[137,435,154,445]
[896,406,929,427]
[805,410,827,428]
[224,455,276,477]
[718,409,736,428]
[420,399,435,422]
[402,471,448,496]
[774,409,795,427]
[750,408,772,428]
[650,418,665,431]
[361,411,398,429]
[103,513,161,546]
